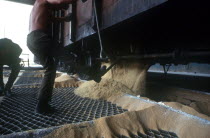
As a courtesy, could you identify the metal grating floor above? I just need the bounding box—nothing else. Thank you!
[2,71,179,138]
[4,70,43,78]
[0,87,127,135]
[14,71,43,86]
[17,71,44,77]
[15,77,42,85]
[120,129,178,138]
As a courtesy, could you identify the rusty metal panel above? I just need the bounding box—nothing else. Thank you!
[77,0,93,27]
[75,0,167,41]
[64,0,95,44]
[101,0,167,29]
[75,0,95,41]
[63,6,73,46]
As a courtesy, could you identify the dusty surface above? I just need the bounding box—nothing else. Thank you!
[54,74,84,88]
[163,102,210,121]
[74,59,210,119]
[46,61,210,138]
[46,95,210,138]
[109,94,210,121]
[75,61,210,119]
[50,63,210,138]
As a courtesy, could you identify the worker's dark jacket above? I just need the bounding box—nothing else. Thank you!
[0,38,22,65]
[0,38,22,90]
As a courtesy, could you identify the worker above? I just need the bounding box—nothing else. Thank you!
[0,38,22,97]
[27,0,75,114]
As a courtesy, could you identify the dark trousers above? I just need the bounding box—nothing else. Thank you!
[27,30,56,105]
[0,64,20,90]
[38,57,56,104]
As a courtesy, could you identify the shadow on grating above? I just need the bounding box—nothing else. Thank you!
[0,87,128,135]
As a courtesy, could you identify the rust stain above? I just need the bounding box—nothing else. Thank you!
[77,0,93,27]
[102,0,119,14]
[102,0,119,9]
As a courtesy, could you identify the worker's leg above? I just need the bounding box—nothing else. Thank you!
[37,56,56,107]
[4,63,20,97]
[27,30,56,113]
[0,65,4,95]
[33,56,56,114]
[0,65,4,87]
[5,64,20,90]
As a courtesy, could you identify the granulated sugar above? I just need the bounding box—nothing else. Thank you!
[54,74,84,88]
[163,102,210,121]
[103,61,150,96]
[44,60,210,138]
[45,98,210,138]
[74,78,136,100]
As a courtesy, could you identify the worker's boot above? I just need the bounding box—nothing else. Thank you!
[35,101,55,114]
[4,89,12,97]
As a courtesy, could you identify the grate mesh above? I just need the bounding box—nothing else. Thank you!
[17,71,44,77]
[14,71,44,85]
[0,87,127,135]
[119,129,178,138]
[2,71,179,137]
[3,70,44,78]
[3,70,43,86]
[15,77,42,85]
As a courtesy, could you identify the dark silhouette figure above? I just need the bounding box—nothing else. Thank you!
[0,38,22,97]
[27,0,75,114]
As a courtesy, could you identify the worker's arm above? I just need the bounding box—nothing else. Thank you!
[52,13,72,22]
